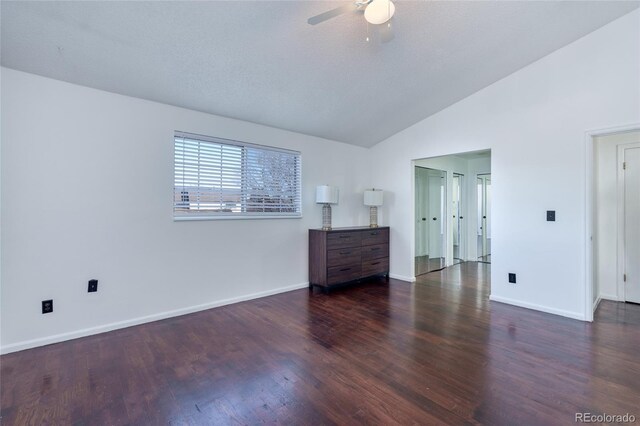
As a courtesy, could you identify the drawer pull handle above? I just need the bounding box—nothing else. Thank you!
[370,232,379,235]
[340,268,352,272]
[371,262,381,265]
[371,247,380,251]
[339,235,351,239]
[340,251,351,255]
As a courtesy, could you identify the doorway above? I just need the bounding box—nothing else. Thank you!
[477,174,491,263]
[413,150,491,277]
[591,129,640,314]
[415,167,446,275]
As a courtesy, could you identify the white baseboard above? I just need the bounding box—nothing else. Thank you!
[0,282,310,355]
[592,296,602,313]
[599,293,620,302]
[489,295,585,321]
[389,273,416,283]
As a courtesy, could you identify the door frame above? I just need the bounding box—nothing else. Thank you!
[617,142,640,302]
[585,123,640,321]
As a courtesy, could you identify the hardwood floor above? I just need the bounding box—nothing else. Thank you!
[1,262,639,425]
[415,255,446,275]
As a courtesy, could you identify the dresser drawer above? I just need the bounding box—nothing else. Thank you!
[361,243,388,261]
[327,264,362,285]
[361,228,389,246]
[362,258,389,277]
[327,247,362,267]
[327,232,362,249]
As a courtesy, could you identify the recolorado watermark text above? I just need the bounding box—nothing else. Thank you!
[575,412,636,423]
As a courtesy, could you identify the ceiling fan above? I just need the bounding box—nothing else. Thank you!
[307,0,396,42]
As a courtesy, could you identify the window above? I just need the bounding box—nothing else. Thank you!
[174,131,301,220]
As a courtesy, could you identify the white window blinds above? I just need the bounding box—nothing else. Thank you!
[174,131,302,219]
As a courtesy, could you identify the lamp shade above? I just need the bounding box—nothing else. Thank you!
[316,185,339,204]
[364,189,383,206]
[364,0,395,25]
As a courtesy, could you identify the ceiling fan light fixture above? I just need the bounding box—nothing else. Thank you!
[364,0,395,25]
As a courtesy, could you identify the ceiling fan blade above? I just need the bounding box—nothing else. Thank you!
[307,4,354,25]
[380,22,395,43]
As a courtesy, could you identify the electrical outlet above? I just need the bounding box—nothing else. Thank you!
[88,279,98,293]
[42,299,53,314]
[546,210,556,222]
[508,273,516,284]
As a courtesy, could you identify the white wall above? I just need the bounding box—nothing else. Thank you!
[0,68,371,353]
[371,10,640,320]
[594,131,640,301]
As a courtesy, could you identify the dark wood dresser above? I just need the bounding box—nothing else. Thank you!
[309,226,389,290]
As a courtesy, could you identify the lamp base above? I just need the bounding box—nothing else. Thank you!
[322,204,332,230]
[369,206,379,228]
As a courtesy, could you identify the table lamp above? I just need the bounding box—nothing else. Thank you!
[316,185,339,230]
[364,189,383,228]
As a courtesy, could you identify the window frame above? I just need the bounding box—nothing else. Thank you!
[173,131,302,221]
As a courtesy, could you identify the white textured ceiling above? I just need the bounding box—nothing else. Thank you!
[2,1,638,147]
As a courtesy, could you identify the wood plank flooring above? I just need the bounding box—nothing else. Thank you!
[1,262,639,425]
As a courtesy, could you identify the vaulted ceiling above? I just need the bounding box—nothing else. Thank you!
[2,1,638,147]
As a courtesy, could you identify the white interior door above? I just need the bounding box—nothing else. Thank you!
[477,174,491,261]
[624,146,640,303]
[485,176,491,256]
[415,168,429,257]
[428,174,444,258]
[477,178,483,238]
[453,174,464,262]
[452,174,460,259]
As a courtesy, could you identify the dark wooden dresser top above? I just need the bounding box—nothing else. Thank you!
[310,226,390,233]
